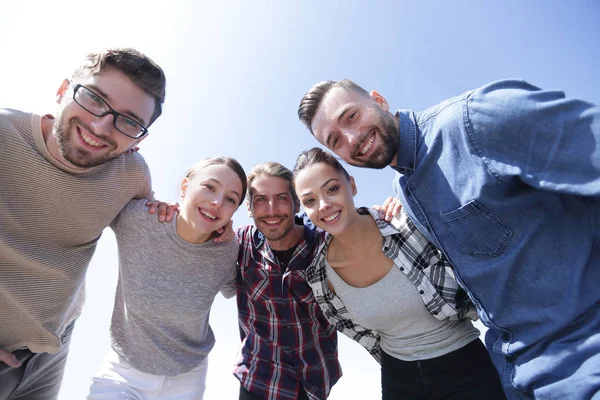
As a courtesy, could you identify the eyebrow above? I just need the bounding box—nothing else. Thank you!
[300,178,339,197]
[87,84,148,126]
[321,178,339,189]
[337,105,353,124]
[206,178,241,199]
[325,105,353,148]
[254,192,289,198]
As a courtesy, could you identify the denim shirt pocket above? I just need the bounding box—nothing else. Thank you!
[441,200,514,258]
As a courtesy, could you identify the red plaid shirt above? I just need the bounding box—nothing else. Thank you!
[234,222,342,400]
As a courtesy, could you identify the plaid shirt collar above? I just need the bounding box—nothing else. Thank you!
[250,216,316,267]
[306,207,476,364]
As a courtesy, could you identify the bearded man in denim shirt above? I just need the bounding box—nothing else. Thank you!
[297,79,599,400]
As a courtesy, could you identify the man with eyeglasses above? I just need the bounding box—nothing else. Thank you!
[0,48,167,399]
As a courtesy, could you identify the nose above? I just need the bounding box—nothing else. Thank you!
[211,196,223,209]
[319,198,331,211]
[90,114,114,136]
[342,128,360,147]
[266,200,276,214]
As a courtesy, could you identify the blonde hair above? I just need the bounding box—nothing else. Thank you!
[185,157,247,206]
[246,161,298,206]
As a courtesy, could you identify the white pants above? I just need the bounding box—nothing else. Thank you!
[88,350,208,400]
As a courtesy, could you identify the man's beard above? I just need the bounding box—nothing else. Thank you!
[349,111,399,169]
[258,215,295,242]
[53,112,119,169]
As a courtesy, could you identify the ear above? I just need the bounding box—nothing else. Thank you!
[56,79,70,104]
[246,199,253,218]
[370,90,389,112]
[349,176,358,196]
[294,200,301,214]
[180,177,190,199]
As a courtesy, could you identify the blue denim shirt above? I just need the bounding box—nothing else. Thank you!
[392,79,599,397]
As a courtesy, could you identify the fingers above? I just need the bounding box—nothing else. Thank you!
[0,348,21,368]
[164,202,180,223]
[392,200,402,217]
[378,196,393,220]
[382,196,393,210]
[156,203,169,222]
[146,201,179,222]
[385,198,403,222]
[124,146,140,154]
[214,221,234,243]
[145,200,160,215]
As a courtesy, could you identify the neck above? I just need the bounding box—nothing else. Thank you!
[388,113,400,168]
[267,224,304,251]
[330,212,375,253]
[176,214,214,244]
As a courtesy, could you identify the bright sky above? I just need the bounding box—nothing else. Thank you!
[1,1,598,399]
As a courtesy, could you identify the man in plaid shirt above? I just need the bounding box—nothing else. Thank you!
[234,162,341,400]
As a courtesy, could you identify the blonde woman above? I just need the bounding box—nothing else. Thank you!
[89,157,246,400]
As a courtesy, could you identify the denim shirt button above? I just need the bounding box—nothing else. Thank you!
[419,290,424,294]
[399,267,404,271]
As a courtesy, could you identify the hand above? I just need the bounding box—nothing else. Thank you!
[213,220,235,243]
[146,200,179,222]
[373,196,402,222]
[125,146,140,154]
[0,348,21,368]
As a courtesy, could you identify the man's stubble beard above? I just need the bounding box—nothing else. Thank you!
[53,112,120,169]
[260,218,295,242]
[350,111,399,169]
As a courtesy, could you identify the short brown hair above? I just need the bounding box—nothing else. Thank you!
[186,156,247,207]
[71,48,166,126]
[293,147,350,181]
[246,162,299,206]
[298,78,369,134]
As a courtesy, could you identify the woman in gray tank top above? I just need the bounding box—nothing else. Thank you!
[88,157,247,400]
[293,148,506,400]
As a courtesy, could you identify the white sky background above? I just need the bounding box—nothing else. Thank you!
[0,1,598,399]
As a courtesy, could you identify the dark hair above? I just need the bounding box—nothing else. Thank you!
[186,156,247,207]
[71,48,166,126]
[293,147,350,181]
[298,78,370,134]
[246,162,299,206]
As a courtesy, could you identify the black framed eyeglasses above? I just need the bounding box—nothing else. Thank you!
[71,83,149,139]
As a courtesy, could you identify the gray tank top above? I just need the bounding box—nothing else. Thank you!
[325,261,479,361]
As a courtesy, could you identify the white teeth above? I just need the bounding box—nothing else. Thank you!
[80,130,103,147]
[200,209,217,219]
[323,212,340,222]
[264,219,281,225]
[359,135,374,155]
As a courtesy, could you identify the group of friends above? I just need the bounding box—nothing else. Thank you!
[0,48,598,400]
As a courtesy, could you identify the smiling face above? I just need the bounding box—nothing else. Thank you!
[310,86,399,169]
[294,162,358,236]
[52,66,155,168]
[178,163,244,239]
[248,175,299,242]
